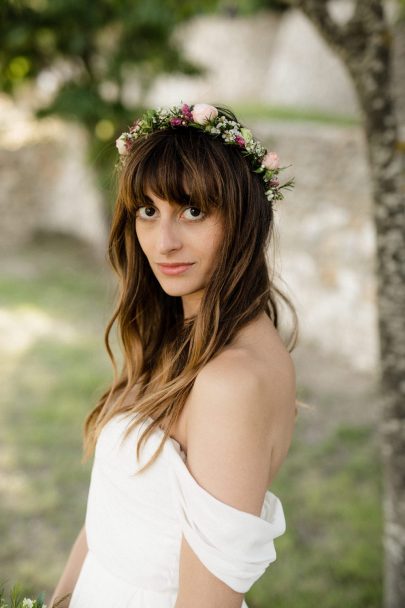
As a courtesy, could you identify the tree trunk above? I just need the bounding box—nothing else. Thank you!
[284,1,405,605]
[349,27,405,608]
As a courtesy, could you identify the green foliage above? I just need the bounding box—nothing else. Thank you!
[0,0,290,136]
[0,582,46,608]
[0,0,214,132]
[0,581,69,608]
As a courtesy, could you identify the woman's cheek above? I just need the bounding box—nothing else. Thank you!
[135,224,151,253]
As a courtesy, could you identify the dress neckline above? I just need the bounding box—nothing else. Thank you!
[104,410,187,460]
[104,412,279,522]
[150,417,186,457]
[123,412,187,457]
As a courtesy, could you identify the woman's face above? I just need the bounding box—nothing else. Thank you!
[135,186,224,318]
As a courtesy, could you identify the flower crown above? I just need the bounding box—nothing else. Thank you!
[116,102,295,203]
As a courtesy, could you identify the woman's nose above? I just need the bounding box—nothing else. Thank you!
[157,219,182,254]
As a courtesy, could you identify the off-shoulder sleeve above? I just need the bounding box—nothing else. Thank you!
[167,440,286,594]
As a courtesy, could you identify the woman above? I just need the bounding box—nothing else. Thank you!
[50,102,299,608]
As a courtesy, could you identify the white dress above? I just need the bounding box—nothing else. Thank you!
[69,412,286,608]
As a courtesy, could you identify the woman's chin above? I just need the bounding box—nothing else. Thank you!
[161,287,196,298]
[157,280,204,299]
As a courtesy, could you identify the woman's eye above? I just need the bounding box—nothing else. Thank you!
[137,206,156,219]
[183,207,205,221]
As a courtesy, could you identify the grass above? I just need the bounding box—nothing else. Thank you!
[232,102,361,127]
[0,233,382,606]
[247,423,383,607]
[0,234,113,596]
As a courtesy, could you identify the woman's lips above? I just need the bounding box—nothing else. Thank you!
[157,263,195,276]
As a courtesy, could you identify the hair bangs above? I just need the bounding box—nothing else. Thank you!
[129,129,227,214]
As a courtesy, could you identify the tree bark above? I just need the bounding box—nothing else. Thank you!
[283,1,405,606]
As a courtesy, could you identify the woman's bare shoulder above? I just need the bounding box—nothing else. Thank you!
[185,314,297,487]
[194,312,296,408]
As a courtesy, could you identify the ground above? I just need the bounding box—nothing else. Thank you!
[0,232,382,607]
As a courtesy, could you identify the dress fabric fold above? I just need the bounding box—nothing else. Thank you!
[69,413,286,608]
[169,441,286,593]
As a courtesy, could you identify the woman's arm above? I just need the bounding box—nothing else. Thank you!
[174,349,296,608]
[48,524,88,608]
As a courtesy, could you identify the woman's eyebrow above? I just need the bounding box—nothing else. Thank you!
[141,193,192,206]
[142,194,155,204]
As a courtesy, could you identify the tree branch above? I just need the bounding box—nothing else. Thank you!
[341,0,386,50]
[284,0,386,63]
[350,0,385,33]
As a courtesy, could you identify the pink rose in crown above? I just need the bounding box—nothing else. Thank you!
[170,117,182,126]
[191,103,218,125]
[262,151,279,170]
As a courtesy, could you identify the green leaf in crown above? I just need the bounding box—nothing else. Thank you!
[240,127,253,144]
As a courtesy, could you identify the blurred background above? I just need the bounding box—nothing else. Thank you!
[1,0,404,606]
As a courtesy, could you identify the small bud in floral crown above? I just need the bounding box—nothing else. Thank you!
[234,135,245,147]
[181,103,194,121]
[114,102,295,204]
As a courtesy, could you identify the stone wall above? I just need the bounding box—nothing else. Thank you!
[262,9,359,114]
[146,1,404,120]
[145,11,282,107]
[252,120,378,372]
[0,96,108,255]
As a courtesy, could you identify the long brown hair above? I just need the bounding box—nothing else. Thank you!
[82,105,299,473]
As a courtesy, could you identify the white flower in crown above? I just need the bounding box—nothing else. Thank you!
[191,103,218,125]
[116,133,130,155]
[22,600,34,608]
